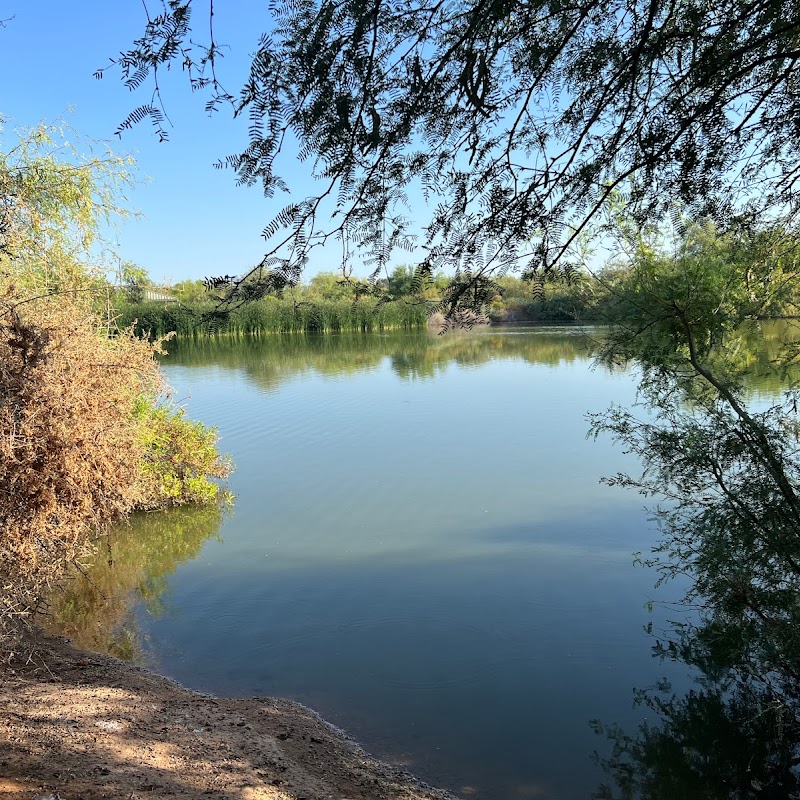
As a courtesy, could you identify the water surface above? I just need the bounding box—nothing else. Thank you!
[53,326,722,799]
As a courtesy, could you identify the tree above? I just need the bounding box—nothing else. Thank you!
[587,224,800,795]
[108,0,800,315]
[0,122,231,656]
[305,270,359,300]
[387,265,417,298]
[0,119,136,293]
[172,278,208,302]
[118,260,152,287]
[118,260,152,302]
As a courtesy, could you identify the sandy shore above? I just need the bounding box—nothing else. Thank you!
[0,631,460,800]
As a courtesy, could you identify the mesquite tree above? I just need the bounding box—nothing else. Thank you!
[106,0,800,314]
[588,225,800,797]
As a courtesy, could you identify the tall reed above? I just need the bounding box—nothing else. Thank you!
[116,297,428,338]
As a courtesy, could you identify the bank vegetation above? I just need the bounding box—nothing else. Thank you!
[0,122,231,660]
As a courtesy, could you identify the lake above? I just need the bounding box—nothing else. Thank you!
[51,325,748,799]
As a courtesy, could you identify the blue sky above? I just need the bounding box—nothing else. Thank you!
[0,0,345,283]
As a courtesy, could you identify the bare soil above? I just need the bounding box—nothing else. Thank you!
[0,631,459,800]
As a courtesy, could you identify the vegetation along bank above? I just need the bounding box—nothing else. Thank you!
[0,122,459,800]
[0,123,231,657]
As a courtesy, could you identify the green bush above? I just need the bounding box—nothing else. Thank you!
[133,398,233,509]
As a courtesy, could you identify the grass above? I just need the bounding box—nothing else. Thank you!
[116,296,429,338]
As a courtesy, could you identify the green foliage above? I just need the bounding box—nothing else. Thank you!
[589,223,800,795]
[118,261,151,288]
[116,294,428,337]
[0,119,137,293]
[597,222,800,382]
[172,278,208,302]
[305,271,357,301]
[591,226,800,665]
[133,398,233,509]
[387,265,417,298]
[0,120,232,654]
[111,0,800,320]
[487,272,606,323]
[117,260,152,303]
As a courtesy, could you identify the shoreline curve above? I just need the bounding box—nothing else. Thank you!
[1,630,462,800]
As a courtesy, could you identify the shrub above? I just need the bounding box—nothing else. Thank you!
[0,285,231,656]
[134,400,233,508]
[0,121,232,659]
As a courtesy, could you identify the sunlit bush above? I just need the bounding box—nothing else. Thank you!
[0,120,232,659]
[0,286,231,656]
[134,399,233,508]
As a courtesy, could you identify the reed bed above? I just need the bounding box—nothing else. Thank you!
[116,297,428,338]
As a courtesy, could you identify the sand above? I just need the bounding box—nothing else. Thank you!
[0,631,460,800]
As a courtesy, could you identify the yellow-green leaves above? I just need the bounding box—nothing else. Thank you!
[0,118,138,294]
[133,399,233,508]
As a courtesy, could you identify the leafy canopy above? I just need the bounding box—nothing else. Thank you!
[0,119,137,293]
[589,225,800,796]
[597,220,800,378]
[111,0,800,312]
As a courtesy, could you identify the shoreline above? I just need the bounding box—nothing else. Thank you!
[1,630,461,800]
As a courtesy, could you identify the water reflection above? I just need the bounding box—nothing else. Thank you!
[44,505,225,660]
[593,623,800,799]
[163,326,596,389]
[163,322,799,398]
[591,317,800,798]
[45,322,800,799]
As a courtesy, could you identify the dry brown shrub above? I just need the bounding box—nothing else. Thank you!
[0,284,166,655]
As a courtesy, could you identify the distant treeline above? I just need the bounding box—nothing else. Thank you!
[487,274,613,323]
[116,267,610,337]
[117,254,800,338]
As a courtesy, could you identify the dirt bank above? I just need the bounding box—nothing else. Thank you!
[0,631,460,800]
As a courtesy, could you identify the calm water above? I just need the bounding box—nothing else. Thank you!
[53,325,760,799]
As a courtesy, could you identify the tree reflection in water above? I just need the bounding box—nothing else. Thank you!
[163,323,797,397]
[43,505,225,660]
[591,386,800,799]
[589,246,800,799]
[45,322,800,796]
[592,625,800,799]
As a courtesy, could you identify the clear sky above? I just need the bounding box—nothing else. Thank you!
[0,0,342,283]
